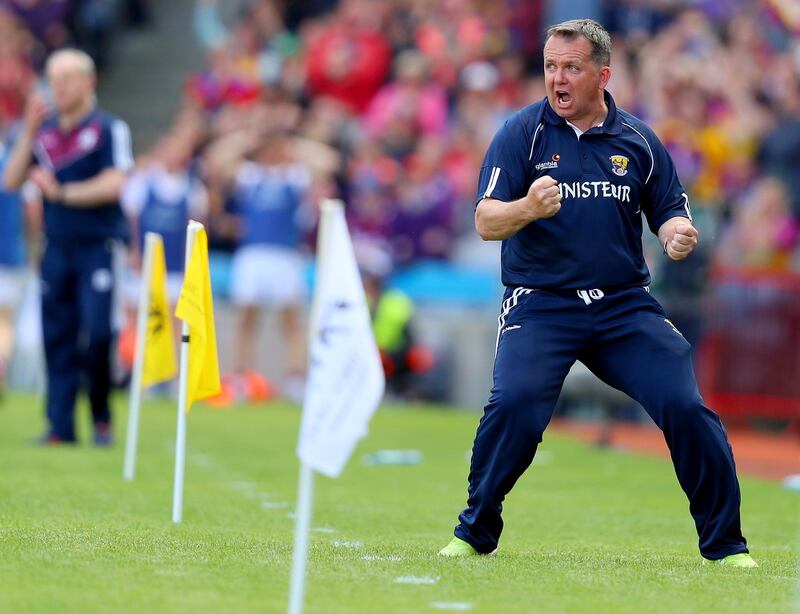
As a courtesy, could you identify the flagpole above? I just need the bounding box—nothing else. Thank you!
[288,462,314,614]
[123,232,157,481]
[172,221,202,524]
[287,199,340,614]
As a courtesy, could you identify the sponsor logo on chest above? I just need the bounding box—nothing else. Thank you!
[558,180,631,202]
[533,151,632,202]
[535,153,560,171]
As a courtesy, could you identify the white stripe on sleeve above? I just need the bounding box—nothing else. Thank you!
[111,119,134,172]
[681,192,692,221]
[484,166,501,198]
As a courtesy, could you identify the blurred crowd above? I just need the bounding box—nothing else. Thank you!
[1,0,799,402]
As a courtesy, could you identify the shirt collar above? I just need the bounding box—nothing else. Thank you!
[55,106,98,134]
[542,90,622,135]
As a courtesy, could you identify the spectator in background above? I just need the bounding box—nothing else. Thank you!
[0,7,36,128]
[3,48,133,445]
[121,132,208,305]
[391,136,458,265]
[758,48,800,218]
[346,136,400,251]
[454,60,510,153]
[363,49,449,159]
[715,177,799,270]
[2,0,71,68]
[185,39,264,113]
[116,131,208,382]
[359,243,434,399]
[0,133,35,393]
[69,0,118,71]
[207,129,310,404]
[304,0,392,113]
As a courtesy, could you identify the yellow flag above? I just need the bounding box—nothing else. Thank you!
[141,236,178,387]
[175,226,221,409]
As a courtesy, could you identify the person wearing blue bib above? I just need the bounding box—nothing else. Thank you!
[121,134,208,305]
[439,20,756,568]
[3,49,133,446]
[0,138,30,391]
[212,130,310,404]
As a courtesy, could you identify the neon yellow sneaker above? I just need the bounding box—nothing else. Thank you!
[703,553,759,568]
[438,537,479,557]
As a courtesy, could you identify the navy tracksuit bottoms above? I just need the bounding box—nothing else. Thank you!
[454,286,748,560]
[41,240,117,441]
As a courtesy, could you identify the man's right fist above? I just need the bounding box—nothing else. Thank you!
[527,175,561,220]
[23,93,49,134]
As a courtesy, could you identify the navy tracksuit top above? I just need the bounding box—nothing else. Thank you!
[476,91,691,290]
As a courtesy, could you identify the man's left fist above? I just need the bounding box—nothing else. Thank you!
[666,222,699,261]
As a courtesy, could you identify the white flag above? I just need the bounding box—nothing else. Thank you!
[297,204,385,478]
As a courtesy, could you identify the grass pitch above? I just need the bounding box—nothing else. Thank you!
[0,392,797,613]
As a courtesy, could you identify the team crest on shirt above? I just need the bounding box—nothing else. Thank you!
[78,127,99,151]
[609,155,629,176]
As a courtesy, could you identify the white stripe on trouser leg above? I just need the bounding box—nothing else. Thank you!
[495,288,532,353]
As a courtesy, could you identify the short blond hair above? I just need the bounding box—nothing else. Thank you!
[46,48,96,76]
[545,19,611,67]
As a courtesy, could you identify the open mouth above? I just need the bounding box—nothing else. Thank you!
[556,91,572,107]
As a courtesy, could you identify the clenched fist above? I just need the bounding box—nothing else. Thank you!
[23,93,49,136]
[666,222,699,260]
[526,175,561,221]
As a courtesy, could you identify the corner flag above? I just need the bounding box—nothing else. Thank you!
[289,199,385,614]
[174,224,221,408]
[123,232,177,481]
[172,221,220,523]
[141,236,177,387]
[296,201,385,478]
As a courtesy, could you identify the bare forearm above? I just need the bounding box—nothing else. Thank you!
[62,169,127,207]
[475,197,535,241]
[3,132,35,190]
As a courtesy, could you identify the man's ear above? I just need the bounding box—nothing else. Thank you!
[599,66,611,90]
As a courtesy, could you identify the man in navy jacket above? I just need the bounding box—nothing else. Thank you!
[4,48,133,446]
[439,19,756,568]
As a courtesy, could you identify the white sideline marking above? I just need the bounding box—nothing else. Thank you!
[189,452,213,466]
[232,480,259,496]
[393,576,439,585]
[187,452,295,514]
[361,554,402,562]
[311,527,337,533]
[261,501,289,510]
[430,603,473,611]
[332,540,363,548]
